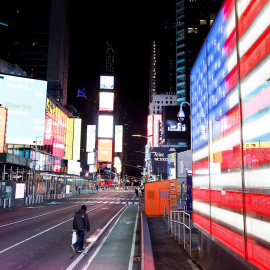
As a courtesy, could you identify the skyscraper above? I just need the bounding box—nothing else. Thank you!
[105,41,115,74]
[149,41,157,104]
[0,0,70,105]
[176,0,223,105]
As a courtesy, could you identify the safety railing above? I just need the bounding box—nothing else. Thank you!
[169,210,192,256]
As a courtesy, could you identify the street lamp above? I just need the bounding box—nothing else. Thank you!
[177,101,191,122]
[32,136,44,197]
[132,135,153,182]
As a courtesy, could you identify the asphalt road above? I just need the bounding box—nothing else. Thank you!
[0,187,140,270]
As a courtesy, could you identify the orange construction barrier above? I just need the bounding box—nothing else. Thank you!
[144,179,177,216]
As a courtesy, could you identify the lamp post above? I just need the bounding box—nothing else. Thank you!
[32,136,44,198]
[132,134,153,182]
[177,101,191,122]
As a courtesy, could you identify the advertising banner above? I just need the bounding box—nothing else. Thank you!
[100,76,114,89]
[0,74,47,145]
[73,118,82,161]
[98,115,113,138]
[99,92,114,111]
[114,125,123,152]
[0,107,7,153]
[44,99,66,158]
[162,106,189,146]
[97,139,112,162]
[86,125,96,152]
[147,114,162,147]
[65,117,74,160]
[152,147,184,174]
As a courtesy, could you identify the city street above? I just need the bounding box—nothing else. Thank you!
[0,187,140,270]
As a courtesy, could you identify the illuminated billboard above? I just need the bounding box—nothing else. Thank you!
[67,160,81,176]
[114,125,123,152]
[190,1,270,269]
[86,125,96,152]
[100,76,114,89]
[147,114,162,147]
[0,74,47,145]
[97,139,112,162]
[162,106,189,146]
[73,118,81,161]
[0,107,7,153]
[65,117,74,160]
[87,152,96,165]
[98,115,113,138]
[99,92,114,111]
[44,98,67,159]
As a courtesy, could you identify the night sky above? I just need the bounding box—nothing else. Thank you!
[68,1,175,175]
[68,0,175,115]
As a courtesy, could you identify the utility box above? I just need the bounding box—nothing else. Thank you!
[144,179,177,216]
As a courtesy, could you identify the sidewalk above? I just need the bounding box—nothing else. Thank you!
[147,216,196,270]
[140,196,200,270]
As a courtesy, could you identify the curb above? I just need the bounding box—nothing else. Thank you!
[140,210,155,270]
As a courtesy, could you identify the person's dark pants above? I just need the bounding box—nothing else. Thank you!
[73,231,85,251]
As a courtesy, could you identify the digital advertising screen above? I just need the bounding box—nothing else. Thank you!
[97,139,112,162]
[190,1,270,269]
[147,114,162,147]
[86,125,96,152]
[100,76,114,90]
[0,74,47,145]
[114,125,123,152]
[98,115,113,138]
[0,107,7,153]
[44,98,67,159]
[99,92,114,111]
[65,117,74,160]
[162,106,189,145]
[67,160,81,176]
[151,147,183,174]
[73,118,82,161]
[87,152,96,165]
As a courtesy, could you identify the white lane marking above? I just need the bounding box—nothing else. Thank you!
[0,204,105,254]
[0,205,77,228]
[128,205,139,270]
[67,205,128,270]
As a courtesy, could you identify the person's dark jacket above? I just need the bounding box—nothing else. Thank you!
[73,209,90,232]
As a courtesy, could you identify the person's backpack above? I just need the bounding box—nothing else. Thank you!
[73,210,85,231]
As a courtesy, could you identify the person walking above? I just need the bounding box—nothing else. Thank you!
[71,205,90,253]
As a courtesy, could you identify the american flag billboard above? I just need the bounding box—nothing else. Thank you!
[190,0,270,269]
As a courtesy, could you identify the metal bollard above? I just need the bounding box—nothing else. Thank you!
[25,196,28,205]
[8,198,11,208]
[3,198,7,208]
[164,206,166,217]
[168,213,171,234]
[41,195,43,203]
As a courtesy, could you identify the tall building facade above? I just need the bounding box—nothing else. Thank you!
[105,41,115,74]
[0,0,70,105]
[149,41,157,104]
[176,0,223,105]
